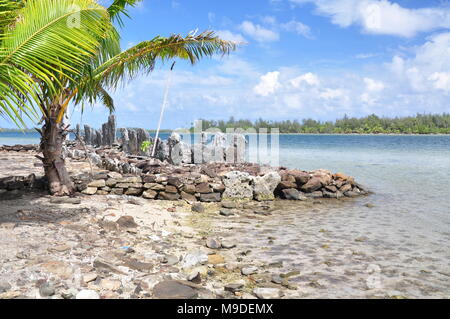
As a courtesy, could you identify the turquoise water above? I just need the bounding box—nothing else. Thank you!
[1,132,449,297]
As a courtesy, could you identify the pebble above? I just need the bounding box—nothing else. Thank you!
[219,209,235,217]
[191,203,205,213]
[152,280,198,299]
[221,241,237,249]
[99,279,122,291]
[206,237,222,249]
[241,266,258,276]
[187,271,202,284]
[224,283,244,293]
[182,251,209,268]
[76,289,100,299]
[253,287,281,299]
[39,282,56,297]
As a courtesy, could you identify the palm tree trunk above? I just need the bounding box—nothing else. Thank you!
[39,114,75,196]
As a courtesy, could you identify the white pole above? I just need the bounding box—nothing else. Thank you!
[151,62,176,157]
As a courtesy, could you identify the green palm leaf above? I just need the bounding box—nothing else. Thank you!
[0,0,111,126]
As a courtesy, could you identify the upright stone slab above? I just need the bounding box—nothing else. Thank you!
[136,128,151,156]
[84,125,92,145]
[119,128,130,153]
[128,129,138,155]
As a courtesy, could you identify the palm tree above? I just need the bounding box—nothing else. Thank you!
[0,0,237,195]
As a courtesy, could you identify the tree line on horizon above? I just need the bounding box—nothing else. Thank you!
[193,113,450,134]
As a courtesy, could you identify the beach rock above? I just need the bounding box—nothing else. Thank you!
[222,171,253,200]
[187,272,202,284]
[158,192,181,201]
[220,209,235,216]
[277,180,297,190]
[182,251,209,268]
[116,216,138,229]
[301,177,322,193]
[206,237,222,249]
[195,183,212,194]
[142,190,157,199]
[191,203,205,213]
[199,193,221,202]
[39,282,56,297]
[241,266,258,275]
[340,183,352,193]
[182,184,196,194]
[152,280,198,299]
[76,290,100,299]
[82,187,97,195]
[225,283,244,293]
[282,188,307,201]
[253,288,281,299]
[253,172,281,201]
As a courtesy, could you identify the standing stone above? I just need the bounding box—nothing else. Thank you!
[119,128,130,153]
[84,125,92,145]
[128,129,138,155]
[137,128,151,156]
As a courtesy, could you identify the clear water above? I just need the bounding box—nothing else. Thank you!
[2,132,449,297]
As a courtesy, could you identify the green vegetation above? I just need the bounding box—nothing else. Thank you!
[196,114,450,134]
[140,140,152,152]
[0,0,236,195]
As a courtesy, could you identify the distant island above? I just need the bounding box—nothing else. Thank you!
[2,113,449,135]
[194,113,450,134]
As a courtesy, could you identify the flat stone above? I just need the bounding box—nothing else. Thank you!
[187,272,201,284]
[82,187,97,195]
[182,251,208,268]
[191,203,205,213]
[195,183,212,194]
[165,185,178,193]
[225,283,244,293]
[242,266,258,276]
[76,290,100,299]
[199,193,221,202]
[253,287,281,299]
[93,258,125,275]
[142,190,157,199]
[88,180,106,188]
[122,258,153,272]
[83,273,98,283]
[221,201,237,209]
[158,192,181,201]
[47,244,71,253]
[220,209,235,216]
[152,280,198,299]
[116,216,138,229]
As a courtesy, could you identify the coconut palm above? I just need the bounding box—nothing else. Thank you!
[0,0,237,195]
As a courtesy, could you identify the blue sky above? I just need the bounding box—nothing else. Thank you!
[2,0,450,129]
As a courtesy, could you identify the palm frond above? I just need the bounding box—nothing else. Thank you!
[0,0,111,126]
[82,31,237,93]
[107,0,142,27]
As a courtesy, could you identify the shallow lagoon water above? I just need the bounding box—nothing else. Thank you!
[1,133,449,298]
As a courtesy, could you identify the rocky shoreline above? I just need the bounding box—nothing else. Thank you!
[0,143,373,300]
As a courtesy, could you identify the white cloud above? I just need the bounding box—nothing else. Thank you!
[239,21,280,42]
[364,77,385,92]
[208,12,215,23]
[320,88,346,100]
[282,20,313,38]
[429,72,450,91]
[387,32,450,92]
[254,71,281,96]
[216,30,247,43]
[291,0,450,37]
[290,72,320,87]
